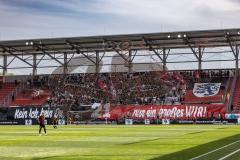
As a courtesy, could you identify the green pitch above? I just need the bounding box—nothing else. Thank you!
[0,125,239,160]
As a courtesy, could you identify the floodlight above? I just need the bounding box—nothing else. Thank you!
[25,42,29,46]
[167,35,171,38]
[177,34,181,38]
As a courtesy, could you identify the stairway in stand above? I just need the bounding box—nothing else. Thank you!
[0,83,17,106]
[232,78,240,112]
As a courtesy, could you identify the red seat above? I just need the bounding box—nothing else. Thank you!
[0,83,17,104]
[11,90,51,106]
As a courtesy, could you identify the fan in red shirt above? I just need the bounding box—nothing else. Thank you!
[38,114,47,136]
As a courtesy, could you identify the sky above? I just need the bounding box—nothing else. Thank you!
[0,0,240,40]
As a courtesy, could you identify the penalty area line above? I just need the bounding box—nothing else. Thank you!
[189,139,240,160]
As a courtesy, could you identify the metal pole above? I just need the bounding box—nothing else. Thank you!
[32,54,37,76]
[235,45,239,73]
[63,53,68,75]
[3,55,7,76]
[198,47,202,71]
[128,50,132,73]
[163,48,167,71]
[96,51,100,74]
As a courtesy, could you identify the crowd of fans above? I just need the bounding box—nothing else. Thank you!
[20,69,233,110]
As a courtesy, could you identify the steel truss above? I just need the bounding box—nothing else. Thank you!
[0,28,240,75]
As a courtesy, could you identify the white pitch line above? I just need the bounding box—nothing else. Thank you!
[190,139,240,160]
[217,148,240,160]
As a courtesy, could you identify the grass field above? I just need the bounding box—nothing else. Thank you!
[0,125,239,160]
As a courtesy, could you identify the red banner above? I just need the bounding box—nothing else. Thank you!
[108,104,226,120]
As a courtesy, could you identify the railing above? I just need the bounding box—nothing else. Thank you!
[226,70,238,112]
[222,77,231,103]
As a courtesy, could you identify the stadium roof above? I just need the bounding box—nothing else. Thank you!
[0,28,240,56]
[0,28,240,75]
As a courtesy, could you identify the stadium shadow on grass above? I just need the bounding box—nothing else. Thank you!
[123,137,164,145]
[150,134,240,160]
[0,157,26,160]
[187,131,206,135]
[122,131,207,146]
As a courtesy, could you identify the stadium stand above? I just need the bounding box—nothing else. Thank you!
[182,70,232,104]
[5,69,235,112]
[0,29,239,119]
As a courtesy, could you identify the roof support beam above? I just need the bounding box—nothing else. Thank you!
[226,35,237,57]
[162,48,167,71]
[32,54,37,76]
[103,40,130,62]
[24,55,33,61]
[106,40,133,72]
[1,47,33,67]
[77,50,96,64]
[63,53,68,74]
[95,51,100,74]
[98,43,106,64]
[235,45,239,71]
[143,37,169,71]
[99,52,105,63]
[36,54,46,66]
[226,35,239,70]
[130,50,137,62]
[195,47,205,70]
[184,37,205,70]
[2,55,7,75]
[66,40,96,64]
[184,37,199,59]
[35,45,64,65]
[128,49,133,73]
[67,53,75,64]
[7,57,16,67]
[112,48,129,62]
[42,45,74,65]
[198,47,203,70]
[143,37,164,62]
